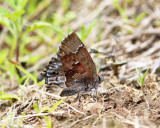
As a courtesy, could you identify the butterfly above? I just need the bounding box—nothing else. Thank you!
[41,32,103,96]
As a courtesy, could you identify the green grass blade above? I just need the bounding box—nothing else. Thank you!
[16,65,37,84]
[4,10,25,21]
[0,8,11,15]
[135,67,142,87]
[0,94,19,103]
[136,67,142,81]
[141,68,149,84]
[23,22,64,37]
[33,103,39,113]
[39,99,64,113]
[17,112,26,127]
[135,12,146,25]
[5,0,16,10]
[50,99,64,112]
[43,116,52,128]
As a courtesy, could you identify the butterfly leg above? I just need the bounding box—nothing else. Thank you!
[74,92,82,104]
[90,88,98,102]
[96,86,104,98]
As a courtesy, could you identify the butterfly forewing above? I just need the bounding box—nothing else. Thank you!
[57,32,98,82]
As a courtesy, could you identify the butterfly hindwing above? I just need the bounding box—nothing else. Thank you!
[42,32,100,96]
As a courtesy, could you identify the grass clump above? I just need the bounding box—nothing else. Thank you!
[135,67,149,88]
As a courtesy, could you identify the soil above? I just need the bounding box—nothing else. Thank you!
[0,0,160,128]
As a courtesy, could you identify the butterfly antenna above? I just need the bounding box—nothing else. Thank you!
[104,78,119,92]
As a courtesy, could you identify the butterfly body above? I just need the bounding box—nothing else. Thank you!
[41,32,103,96]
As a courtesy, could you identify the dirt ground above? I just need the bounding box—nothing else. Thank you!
[0,0,160,128]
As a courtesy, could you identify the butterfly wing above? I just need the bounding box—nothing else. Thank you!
[42,32,99,96]
[57,32,98,84]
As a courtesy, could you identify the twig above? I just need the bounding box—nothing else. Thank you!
[102,117,106,128]
[40,91,65,99]
[67,115,93,128]
[0,112,65,124]
[63,102,85,115]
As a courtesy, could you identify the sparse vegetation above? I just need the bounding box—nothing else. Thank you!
[0,0,160,127]
[136,67,149,88]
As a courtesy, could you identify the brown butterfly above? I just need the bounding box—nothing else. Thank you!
[41,32,103,96]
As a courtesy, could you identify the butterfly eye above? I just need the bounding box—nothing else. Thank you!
[98,76,104,83]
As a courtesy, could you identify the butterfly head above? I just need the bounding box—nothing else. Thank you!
[98,75,104,84]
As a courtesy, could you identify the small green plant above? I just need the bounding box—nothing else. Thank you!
[79,19,98,42]
[33,99,63,113]
[0,0,65,86]
[43,116,52,128]
[0,49,9,65]
[17,112,26,128]
[61,0,70,12]
[0,85,19,103]
[33,99,63,128]
[136,67,150,110]
[53,0,75,27]
[0,61,25,84]
[16,65,38,84]
[0,93,19,103]
[133,12,146,25]
[0,0,64,60]
[135,67,149,88]
[112,0,129,23]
